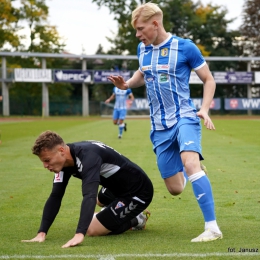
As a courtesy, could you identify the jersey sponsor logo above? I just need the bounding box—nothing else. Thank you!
[161,48,168,57]
[76,157,83,172]
[141,65,152,71]
[115,201,125,209]
[157,64,169,70]
[159,73,169,83]
[54,171,64,183]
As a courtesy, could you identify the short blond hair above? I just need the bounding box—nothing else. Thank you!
[131,2,163,28]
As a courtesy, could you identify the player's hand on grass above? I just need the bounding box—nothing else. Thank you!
[197,110,215,130]
[107,75,128,90]
[61,233,84,248]
[21,232,46,243]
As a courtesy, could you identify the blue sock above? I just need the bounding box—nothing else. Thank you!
[189,171,216,222]
[118,124,124,135]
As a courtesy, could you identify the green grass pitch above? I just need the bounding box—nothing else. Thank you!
[0,116,260,260]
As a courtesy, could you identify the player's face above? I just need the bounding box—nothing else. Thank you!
[135,18,158,46]
[39,145,66,173]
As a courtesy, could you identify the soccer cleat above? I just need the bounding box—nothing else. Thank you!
[200,162,208,175]
[124,123,127,132]
[191,229,223,242]
[132,209,151,231]
[118,135,122,139]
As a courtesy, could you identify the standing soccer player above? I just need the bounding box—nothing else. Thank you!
[21,131,153,248]
[105,86,134,139]
[108,2,222,242]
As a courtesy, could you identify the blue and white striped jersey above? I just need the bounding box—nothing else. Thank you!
[113,87,132,109]
[137,34,206,130]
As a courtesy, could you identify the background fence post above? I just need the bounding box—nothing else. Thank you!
[82,58,89,116]
[2,57,10,116]
[42,58,49,117]
[247,60,252,115]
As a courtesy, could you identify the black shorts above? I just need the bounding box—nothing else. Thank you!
[96,183,153,232]
[98,187,116,206]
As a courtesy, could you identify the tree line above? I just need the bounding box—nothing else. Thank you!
[0,0,260,115]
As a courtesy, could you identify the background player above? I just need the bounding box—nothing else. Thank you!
[21,130,153,248]
[105,86,134,138]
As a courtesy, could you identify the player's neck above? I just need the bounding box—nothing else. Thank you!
[64,145,75,167]
[153,31,169,46]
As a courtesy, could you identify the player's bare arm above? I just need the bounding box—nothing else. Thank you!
[128,93,135,107]
[108,70,144,90]
[21,232,46,243]
[105,93,115,103]
[195,64,216,130]
[129,93,135,101]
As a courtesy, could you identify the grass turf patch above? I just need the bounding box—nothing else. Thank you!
[0,116,259,259]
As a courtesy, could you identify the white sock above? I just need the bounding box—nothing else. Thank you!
[205,220,221,233]
[183,172,187,188]
[188,170,205,183]
[136,213,144,226]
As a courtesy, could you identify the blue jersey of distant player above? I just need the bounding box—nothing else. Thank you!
[137,34,206,131]
[113,87,132,110]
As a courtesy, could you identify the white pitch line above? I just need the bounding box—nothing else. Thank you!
[98,257,115,260]
[0,253,260,259]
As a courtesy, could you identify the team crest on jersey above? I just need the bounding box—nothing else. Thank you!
[115,201,125,209]
[159,73,169,83]
[161,48,168,57]
[54,171,64,183]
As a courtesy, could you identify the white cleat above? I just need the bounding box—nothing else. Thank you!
[132,210,151,231]
[191,229,223,242]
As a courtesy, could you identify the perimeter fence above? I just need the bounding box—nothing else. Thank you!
[1,52,260,116]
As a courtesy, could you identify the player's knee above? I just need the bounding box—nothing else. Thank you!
[167,185,184,196]
[182,153,200,174]
[165,180,184,195]
[86,227,98,237]
[164,174,185,195]
[184,161,196,173]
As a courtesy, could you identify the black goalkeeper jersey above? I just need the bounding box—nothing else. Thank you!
[38,141,152,236]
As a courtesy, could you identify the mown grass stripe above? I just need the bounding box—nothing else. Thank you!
[0,252,260,259]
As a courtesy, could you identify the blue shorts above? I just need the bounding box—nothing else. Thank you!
[113,109,127,121]
[150,117,203,179]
